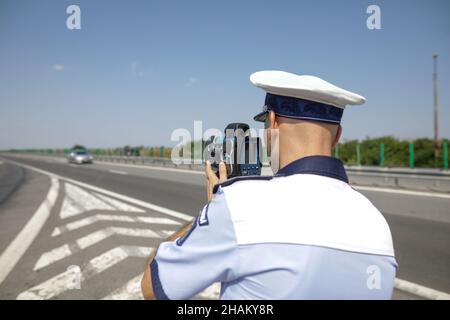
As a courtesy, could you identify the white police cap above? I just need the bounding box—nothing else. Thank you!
[250,70,366,124]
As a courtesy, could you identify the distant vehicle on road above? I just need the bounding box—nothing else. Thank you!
[68,150,93,164]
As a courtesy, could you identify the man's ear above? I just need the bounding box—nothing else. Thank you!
[269,111,277,129]
[266,112,277,157]
[332,125,342,148]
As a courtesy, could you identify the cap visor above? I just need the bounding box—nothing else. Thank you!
[253,111,268,122]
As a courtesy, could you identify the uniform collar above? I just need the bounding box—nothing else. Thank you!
[275,155,348,183]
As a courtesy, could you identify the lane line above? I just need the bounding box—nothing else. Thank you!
[108,169,128,175]
[353,185,450,199]
[0,178,59,285]
[394,278,450,300]
[3,158,194,221]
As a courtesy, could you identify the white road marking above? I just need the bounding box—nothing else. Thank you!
[34,244,72,271]
[353,185,450,199]
[5,159,194,221]
[51,214,180,236]
[61,183,114,218]
[60,182,145,218]
[93,192,145,212]
[102,274,143,300]
[108,169,128,175]
[394,278,450,300]
[196,283,221,300]
[0,178,59,285]
[102,276,222,300]
[17,246,151,300]
[34,227,168,271]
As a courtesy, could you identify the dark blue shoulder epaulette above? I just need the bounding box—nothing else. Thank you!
[213,175,273,194]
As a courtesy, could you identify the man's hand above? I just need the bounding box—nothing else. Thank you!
[205,161,227,201]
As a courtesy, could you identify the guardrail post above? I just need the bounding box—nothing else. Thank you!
[409,143,414,169]
[356,143,361,166]
[444,142,449,171]
[379,143,384,167]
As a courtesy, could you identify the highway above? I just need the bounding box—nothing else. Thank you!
[0,154,449,300]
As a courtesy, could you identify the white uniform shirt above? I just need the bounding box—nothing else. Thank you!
[150,156,398,299]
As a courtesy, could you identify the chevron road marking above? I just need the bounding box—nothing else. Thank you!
[101,276,222,300]
[61,183,114,218]
[102,274,144,300]
[196,283,221,300]
[93,191,145,213]
[51,214,180,236]
[17,246,152,300]
[60,182,146,219]
[34,227,172,271]
[0,178,59,285]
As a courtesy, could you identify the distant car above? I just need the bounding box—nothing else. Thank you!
[68,150,93,164]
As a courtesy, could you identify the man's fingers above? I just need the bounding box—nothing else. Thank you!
[206,161,220,182]
[219,162,227,183]
[205,161,214,180]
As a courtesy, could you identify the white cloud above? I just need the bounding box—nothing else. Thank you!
[186,76,198,87]
[131,61,144,77]
[52,64,66,72]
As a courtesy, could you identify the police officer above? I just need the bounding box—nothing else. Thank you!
[141,70,398,300]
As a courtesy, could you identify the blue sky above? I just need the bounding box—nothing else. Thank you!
[0,0,449,149]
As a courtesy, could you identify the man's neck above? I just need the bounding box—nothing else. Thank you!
[279,147,332,169]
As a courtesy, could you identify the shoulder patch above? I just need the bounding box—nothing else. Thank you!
[198,203,210,226]
[176,217,198,246]
[212,175,273,194]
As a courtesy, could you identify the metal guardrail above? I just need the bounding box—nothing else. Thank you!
[345,165,450,177]
[92,155,450,193]
[93,155,205,171]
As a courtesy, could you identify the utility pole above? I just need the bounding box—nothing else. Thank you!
[433,54,440,166]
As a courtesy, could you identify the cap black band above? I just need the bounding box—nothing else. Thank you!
[255,93,344,124]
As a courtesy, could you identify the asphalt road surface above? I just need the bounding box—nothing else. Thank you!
[0,154,449,300]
